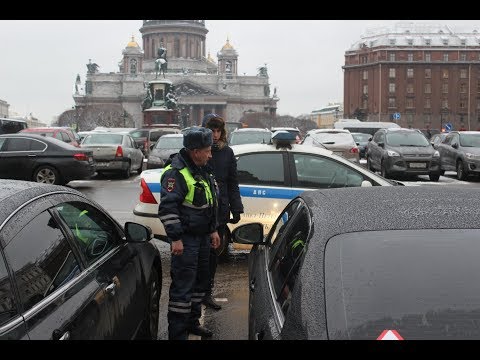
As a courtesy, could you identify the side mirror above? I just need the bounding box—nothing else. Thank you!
[378,142,385,148]
[125,222,153,242]
[150,143,155,150]
[452,143,459,149]
[361,180,373,187]
[232,223,265,245]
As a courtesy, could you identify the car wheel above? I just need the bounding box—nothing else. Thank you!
[122,161,131,179]
[457,160,467,180]
[137,266,161,339]
[439,169,445,176]
[429,173,440,182]
[137,158,144,175]
[33,165,62,185]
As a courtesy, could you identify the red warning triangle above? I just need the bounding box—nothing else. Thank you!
[377,329,404,340]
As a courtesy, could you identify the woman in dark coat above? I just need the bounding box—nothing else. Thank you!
[202,113,244,310]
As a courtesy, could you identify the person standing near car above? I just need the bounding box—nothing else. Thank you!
[158,127,221,340]
[201,114,244,310]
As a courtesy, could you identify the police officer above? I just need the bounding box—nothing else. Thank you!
[158,127,220,340]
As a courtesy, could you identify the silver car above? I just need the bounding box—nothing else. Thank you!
[302,129,360,163]
[80,132,144,178]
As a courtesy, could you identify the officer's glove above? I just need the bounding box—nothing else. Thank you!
[229,212,241,224]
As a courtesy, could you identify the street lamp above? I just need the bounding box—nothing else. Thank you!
[122,110,128,127]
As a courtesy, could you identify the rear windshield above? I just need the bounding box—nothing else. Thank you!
[310,132,355,145]
[325,229,480,339]
[82,134,123,145]
[230,131,271,145]
[155,136,184,149]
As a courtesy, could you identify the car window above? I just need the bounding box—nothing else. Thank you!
[0,253,18,327]
[30,139,46,151]
[4,138,45,151]
[56,202,121,265]
[373,131,383,143]
[61,132,71,143]
[269,204,310,316]
[266,199,302,246]
[443,134,453,145]
[4,210,81,312]
[55,132,64,141]
[0,138,5,150]
[293,153,365,188]
[460,133,480,147]
[236,152,285,186]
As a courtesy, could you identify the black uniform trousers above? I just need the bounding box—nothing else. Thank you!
[168,232,210,340]
[207,224,226,294]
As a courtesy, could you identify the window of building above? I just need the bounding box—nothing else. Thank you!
[442,83,449,94]
[425,83,432,94]
[443,53,449,61]
[389,68,396,78]
[460,69,468,79]
[424,114,431,126]
[388,97,396,108]
[460,83,467,93]
[407,68,414,78]
[425,68,431,78]
[406,114,414,124]
[174,38,180,58]
[425,53,431,62]
[461,53,467,61]
[460,100,467,109]
[389,83,396,93]
[362,70,368,80]
[442,69,449,79]
[461,39,466,46]
[407,84,414,94]
[406,98,414,108]
[442,99,449,109]
[389,38,396,46]
[360,56,367,64]
[389,53,396,62]
[425,98,431,109]
[408,53,413,61]
[407,38,413,46]
[442,38,449,46]
[363,84,368,95]
[130,58,137,74]
[477,82,480,93]
[425,38,431,46]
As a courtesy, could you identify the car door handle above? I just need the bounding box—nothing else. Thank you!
[105,282,117,296]
[249,279,255,292]
[28,154,36,157]
[52,329,70,340]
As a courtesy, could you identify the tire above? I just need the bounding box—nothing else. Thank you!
[137,158,144,175]
[439,169,445,176]
[33,165,62,185]
[429,173,440,182]
[137,266,160,339]
[122,161,131,179]
[457,160,467,180]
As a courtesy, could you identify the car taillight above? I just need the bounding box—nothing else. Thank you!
[350,147,359,154]
[73,153,88,161]
[115,146,123,157]
[140,178,157,204]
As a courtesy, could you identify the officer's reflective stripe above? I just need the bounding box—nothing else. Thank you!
[160,214,179,221]
[191,292,205,302]
[169,301,191,307]
[182,202,212,209]
[168,307,191,313]
[163,219,181,225]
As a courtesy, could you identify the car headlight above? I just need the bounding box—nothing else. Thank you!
[387,150,400,157]
[433,150,440,157]
[465,152,480,160]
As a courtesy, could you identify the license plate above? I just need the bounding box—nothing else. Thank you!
[96,162,109,167]
[409,162,426,168]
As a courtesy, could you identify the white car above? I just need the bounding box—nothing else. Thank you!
[133,131,397,257]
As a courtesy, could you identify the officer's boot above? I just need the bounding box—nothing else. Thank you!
[203,279,222,310]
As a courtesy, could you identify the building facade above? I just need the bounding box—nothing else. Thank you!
[74,20,278,128]
[0,99,9,118]
[343,22,480,131]
[310,103,343,128]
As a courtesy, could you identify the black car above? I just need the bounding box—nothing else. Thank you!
[0,180,161,340]
[0,133,95,185]
[232,186,480,340]
[366,128,441,181]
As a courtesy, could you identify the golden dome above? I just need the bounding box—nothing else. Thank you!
[126,35,139,48]
[207,51,216,63]
[221,37,234,50]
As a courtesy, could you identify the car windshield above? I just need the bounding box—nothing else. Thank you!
[386,132,430,147]
[155,136,184,149]
[82,134,123,145]
[230,131,272,145]
[351,133,371,143]
[310,132,354,145]
[460,133,480,147]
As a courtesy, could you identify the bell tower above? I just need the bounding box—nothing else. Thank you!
[120,35,144,75]
[217,37,238,79]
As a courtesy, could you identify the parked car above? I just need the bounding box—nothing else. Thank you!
[430,132,447,149]
[302,129,360,163]
[133,131,396,259]
[129,125,182,156]
[0,179,161,340]
[436,130,480,180]
[232,186,480,339]
[80,132,144,178]
[350,132,371,159]
[226,121,244,142]
[21,127,81,147]
[0,133,95,185]
[147,133,183,169]
[229,128,272,146]
[366,128,441,181]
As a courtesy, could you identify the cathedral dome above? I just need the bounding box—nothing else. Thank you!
[126,35,140,48]
[221,38,234,50]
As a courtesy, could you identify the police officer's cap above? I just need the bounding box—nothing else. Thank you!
[183,127,213,150]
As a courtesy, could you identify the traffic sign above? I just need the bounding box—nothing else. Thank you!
[392,112,401,120]
[445,123,452,132]
[377,329,404,340]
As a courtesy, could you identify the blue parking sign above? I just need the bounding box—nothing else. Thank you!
[445,123,452,132]
[392,112,401,120]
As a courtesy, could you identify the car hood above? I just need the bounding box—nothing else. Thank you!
[387,145,434,156]
[460,146,480,154]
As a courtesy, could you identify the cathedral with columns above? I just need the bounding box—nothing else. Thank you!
[73,20,279,128]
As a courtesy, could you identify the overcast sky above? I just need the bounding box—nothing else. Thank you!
[2,20,480,124]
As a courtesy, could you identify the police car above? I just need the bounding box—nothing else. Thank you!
[133,131,396,257]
